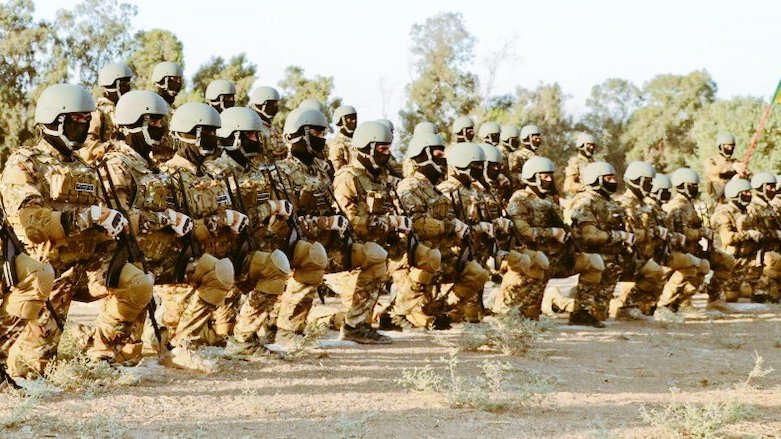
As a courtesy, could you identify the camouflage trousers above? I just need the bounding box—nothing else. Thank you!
[574,252,618,321]
[723,255,759,302]
[756,251,781,302]
[619,258,666,315]
[704,249,737,302]
[656,252,709,311]
[387,244,443,328]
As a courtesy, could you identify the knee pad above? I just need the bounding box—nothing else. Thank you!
[459,260,490,290]
[292,240,327,284]
[523,249,550,279]
[409,267,435,286]
[106,263,154,321]
[249,250,292,295]
[352,242,388,280]
[711,250,736,271]
[414,244,441,272]
[3,254,55,320]
[762,251,781,280]
[639,259,665,283]
[505,250,531,275]
[574,252,604,284]
[194,255,235,306]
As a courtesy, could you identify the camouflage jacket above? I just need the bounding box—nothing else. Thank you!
[333,159,397,245]
[615,190,666,260]
[81,97,117,164]
[712,201,759,257]
[261,119,288,161]
[703,155,740,201]
[276,155,339,243]
[747,196,781,252]
[570,189,627,254]
[327,132,353,172]
[506,147,537,190]
[663,193,708,255]
[562,153,592,198]
[506,187,568,255]
[397,172,457,250]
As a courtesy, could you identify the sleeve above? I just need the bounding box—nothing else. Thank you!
[570,198,610,246]
[1,158,67,243]
[332,171,388,238]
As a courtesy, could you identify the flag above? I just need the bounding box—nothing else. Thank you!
[773,78,781,105]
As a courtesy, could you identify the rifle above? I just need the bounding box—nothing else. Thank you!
[222,172,259,269]
[389,186,420,267]
[0,199,64,332]
[260,164,302,261]
[474,195,501,260]
[96,162,166,350]
[484,188,525,250]
[167,172,200,282]
[449,190,476,274]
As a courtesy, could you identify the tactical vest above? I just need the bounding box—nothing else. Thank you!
[178,169,234,257]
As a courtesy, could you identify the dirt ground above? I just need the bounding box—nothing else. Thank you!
[2,285,781,438]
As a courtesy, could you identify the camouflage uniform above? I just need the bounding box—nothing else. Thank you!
[563,154,593,198]
[437,175,491,322]
[664,193,735,303]
[703,155,739,202]
[0,139,153,376]
[711,202,762,301]
[327,132,353,172]
[746,196,781,302]
[505,147,536,191]
[498,187,604,318]
[569,189,631,320]
[204,153,292,347]
[82,97,118,163]
[261,120,288,162]
[160,154,237,349]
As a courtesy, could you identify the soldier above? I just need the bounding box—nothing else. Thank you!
[665,168,736,310]
[746,172,781,303]
[375,118,403,177]
[614,161,667,318]
[82,62,134,163]
[94,90,193,364]
[0,84,153,377]
[475,143,513,229]
[437,143,493,323]
[478,122,501,146]
[711,179,763,302]
[562,133,598,198]
[569,162,635,325]
[151,61,183,107]
[414,121,438,137]
[160,103,245,359]
[248,86,287,162]
[205,79,236,113]
[451,116,475,143]
[202,107,294,355]
[498,125,521,189]
[504,124,543,191]
[703,132,744,202]
[390,133,470,328]
[327,105,358,171]
[497,157,605,321]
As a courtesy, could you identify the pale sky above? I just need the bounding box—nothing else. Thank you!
[33,0,781,127]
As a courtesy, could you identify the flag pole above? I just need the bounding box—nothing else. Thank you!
[740,78,781,177]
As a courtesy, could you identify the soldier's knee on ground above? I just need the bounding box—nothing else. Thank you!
[292,240,327,284]
[504,250,531,276]
[248,249,292,295]
[635,260,665,291]
[523,249,550,279]
[351,242,388,280]
[454,260,490,298]
[574,252,604,284]
[414,244,441,272]
[105,263,154,322]
[192,254,234,306]
[762,251,781,280]
[2,253,55,320]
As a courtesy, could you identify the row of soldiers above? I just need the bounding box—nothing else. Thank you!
[0,60,778,384]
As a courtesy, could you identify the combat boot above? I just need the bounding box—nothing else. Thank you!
[568,309,605,328]
[340,324,392,344]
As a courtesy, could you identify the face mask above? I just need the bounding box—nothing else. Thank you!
[465,129,474,142]
[686,183,699,198]
[509,138,520,149]
[487,133,500,145]
[738,192,752,206]
[658,189,672,202]
[118,79,131,96]
[540,178,556,193]
[259,101,278,120]
[602,179,618,194]
[469,163,483,182]
[583,144,596,158]
[374,150,391,167]
[485,163,501,181]
[64,119,90,146]
[720,144,734,158]
[308,135,326,153]
[165,77,182,95]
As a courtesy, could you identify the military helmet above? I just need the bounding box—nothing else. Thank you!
[170,102,221,133]
[376,118,395,134]
[283,108,327,136]
[413,121,438,136]
[98,62,133,87]
[451,115,475,134]
[520,124,542,140]
[716,132,736,147]
[114,90,169,126]
[216,106,264,138]
[724,178,752,199]
[776,174,781,191]
[478,143,503,164]
[352,121,392,151]
[205,79,236,101]
[576,132,597,148]
[446,142,484,169]
[478,122,501,140]
[522,156,555,182]
[651,173,672,192]
[500,125,519,142]
[670,168,700,187]
[407,133,445,159]
[151,61,183,83]
[298,98,325,113]
[624,161,655,183]
[249,86,280,105]
[582,161,616,186]
[35,83,96,124]
[333,105,357,125]
[750,172,776,190]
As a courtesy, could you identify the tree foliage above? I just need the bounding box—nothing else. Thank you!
[277,65,342,130]
[189,53,257,106]
[127,28,184,92]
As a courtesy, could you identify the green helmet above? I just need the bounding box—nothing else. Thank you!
[413,121,438,136]
[114,90,169,126]
[576,133,597,148]
[217,106,263,138]
[478,122,501,143]
[582,161,616,187]
[170,102,221,133]
[724,178,752,200]
[35,83,96,124]
[298,98,325,114]
[500,125,519,142]
[376,118,395,135]
[98,62,133,87]
[249,86,280,105]
[353,121,392,150]
[333,105,357,125]
[283,108,327,136]
[522,156,556,193]
[624,161,655,182]
[446,142,484,169]
[670,168,700,187]
[651,173,673,202]
[407,133,445,159]
[750,172,776,200]
[151,61,183,83]
[451,115,475,134]
[205,79,236,112]
[478,143,503,164]
[520,124,542,140]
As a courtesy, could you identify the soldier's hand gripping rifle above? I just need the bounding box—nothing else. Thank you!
[222,172,259,269]
[96,162,167,349]
[449,191,477,274]
[169,169,202,282]
[260,164,303,261]
[389,187,420,267]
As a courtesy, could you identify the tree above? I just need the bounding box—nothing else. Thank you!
[622,70,717,172]
[127,29,185,92]
[54,0,137,86]
[188,53,257,106]
[277,65,342,130]
[398,12,480,153]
